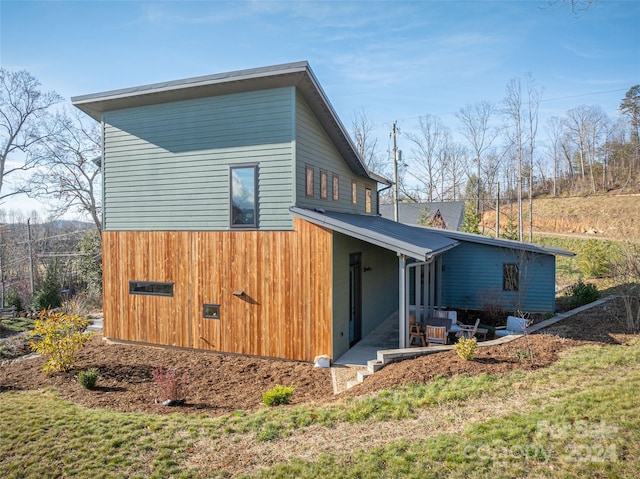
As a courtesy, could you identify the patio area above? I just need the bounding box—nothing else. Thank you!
[334,312,400,366]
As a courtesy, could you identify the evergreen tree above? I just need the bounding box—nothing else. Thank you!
[77,229,102,304]
[33,260,62,310]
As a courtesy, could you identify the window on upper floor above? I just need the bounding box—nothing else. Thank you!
[351,181,357,204]
[503,263,519,291]
[306,165,314,197]
[365,188,372,213]
[320,170,328,200]
[332,174,339,201]
[230,165,258,228]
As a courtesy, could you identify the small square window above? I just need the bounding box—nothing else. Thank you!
[332,174,339,201]
[365,187,372,213]
[320,170,328,200]
[203,304,220,319]
[351,181,357,204]
[306,165,314,197]
[503,264,519,291]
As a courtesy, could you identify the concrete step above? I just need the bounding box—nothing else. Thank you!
[346,380,361,390]
[357,369,374,382]
[367,359,384,373]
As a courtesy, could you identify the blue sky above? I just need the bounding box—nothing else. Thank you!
[1,0,639,215]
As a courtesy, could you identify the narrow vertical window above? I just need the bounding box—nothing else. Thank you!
[351,181,357,204]
[306,165,314,197]
[503,263,519,291]
[365,188,372,213]
[332,174,339,201]
[230,165,257,227]
[320,170,328,199]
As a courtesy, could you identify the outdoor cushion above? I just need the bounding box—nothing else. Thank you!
[495,316,529,337]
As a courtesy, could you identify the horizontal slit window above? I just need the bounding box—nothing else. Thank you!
[129,281,174,297]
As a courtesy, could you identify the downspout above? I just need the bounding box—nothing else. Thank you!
[377,183,393,216]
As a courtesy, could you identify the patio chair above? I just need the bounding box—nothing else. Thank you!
[495,316,531,337]
[409,312,426,347]
[425,325,448,346]
[456,318,480,339]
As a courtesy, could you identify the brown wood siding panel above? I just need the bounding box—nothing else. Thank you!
[101,218,332,361]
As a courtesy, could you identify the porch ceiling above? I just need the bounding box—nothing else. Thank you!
[290,207,459,261]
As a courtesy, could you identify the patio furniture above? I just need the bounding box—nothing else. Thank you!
[425,325,448,346]
[409,312,426,347]
[495,316,531,337]
[456,318,480,339]
[433,309,461,334]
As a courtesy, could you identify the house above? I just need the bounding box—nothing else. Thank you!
[72,62,572,363]
[379,201,465,230]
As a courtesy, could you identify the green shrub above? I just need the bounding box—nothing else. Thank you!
[566,280,600,309]
[5,286,24,312]
[262,384,295,406]
[29,309,93,375]
[32,262,62,311]
[454,337,477,361]
[578,239,610,278]
[78,368,99,389]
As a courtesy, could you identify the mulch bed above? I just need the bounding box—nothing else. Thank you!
[0,297,636,416]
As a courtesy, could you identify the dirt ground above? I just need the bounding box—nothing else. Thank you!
[0,297,635,416]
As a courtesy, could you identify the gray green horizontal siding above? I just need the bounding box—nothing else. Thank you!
[102,88,295,231]
[440,242,557,313]
[295,92,377,214]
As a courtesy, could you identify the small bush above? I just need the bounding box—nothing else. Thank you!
[5,286,24,312]
[578,239,610,278]
[78,368,99,389]
[454,337,477,361]
[152,367,189,402]
[262,384,295,406]
[29,309,93,375]
[566,280,600,309]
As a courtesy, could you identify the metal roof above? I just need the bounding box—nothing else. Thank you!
[418,226,575,257]
[290,207,459,261]
[72,61,370,178]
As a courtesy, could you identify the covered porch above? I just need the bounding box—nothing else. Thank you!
[290,207,459,358]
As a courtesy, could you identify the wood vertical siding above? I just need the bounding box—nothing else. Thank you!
[102,217,333,361]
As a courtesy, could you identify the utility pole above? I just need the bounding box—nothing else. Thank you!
[496,182,500,238]
[27,218,35,295]
[392,121,399,222]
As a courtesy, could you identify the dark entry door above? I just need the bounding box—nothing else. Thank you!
[349,253,362,347]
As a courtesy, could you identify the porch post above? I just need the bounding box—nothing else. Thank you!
[398,253,407,348]
[429,260,436,315]
[436,255,443,309]
[414,265,421,321]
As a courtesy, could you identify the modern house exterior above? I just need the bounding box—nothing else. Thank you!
[73,61,571,363]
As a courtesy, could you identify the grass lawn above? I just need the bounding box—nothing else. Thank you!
[1,338,639,478]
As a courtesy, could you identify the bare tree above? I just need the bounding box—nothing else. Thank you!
[545,116,563,196]
[27,109,102,233]
[502,78,525,240]
[351,108,389,177]
[563,105,607,193]
[525,74,542,242]
[0,69,62,201]
[440,136,468,201]
[406,115,448,202]
[456,101,499,222]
